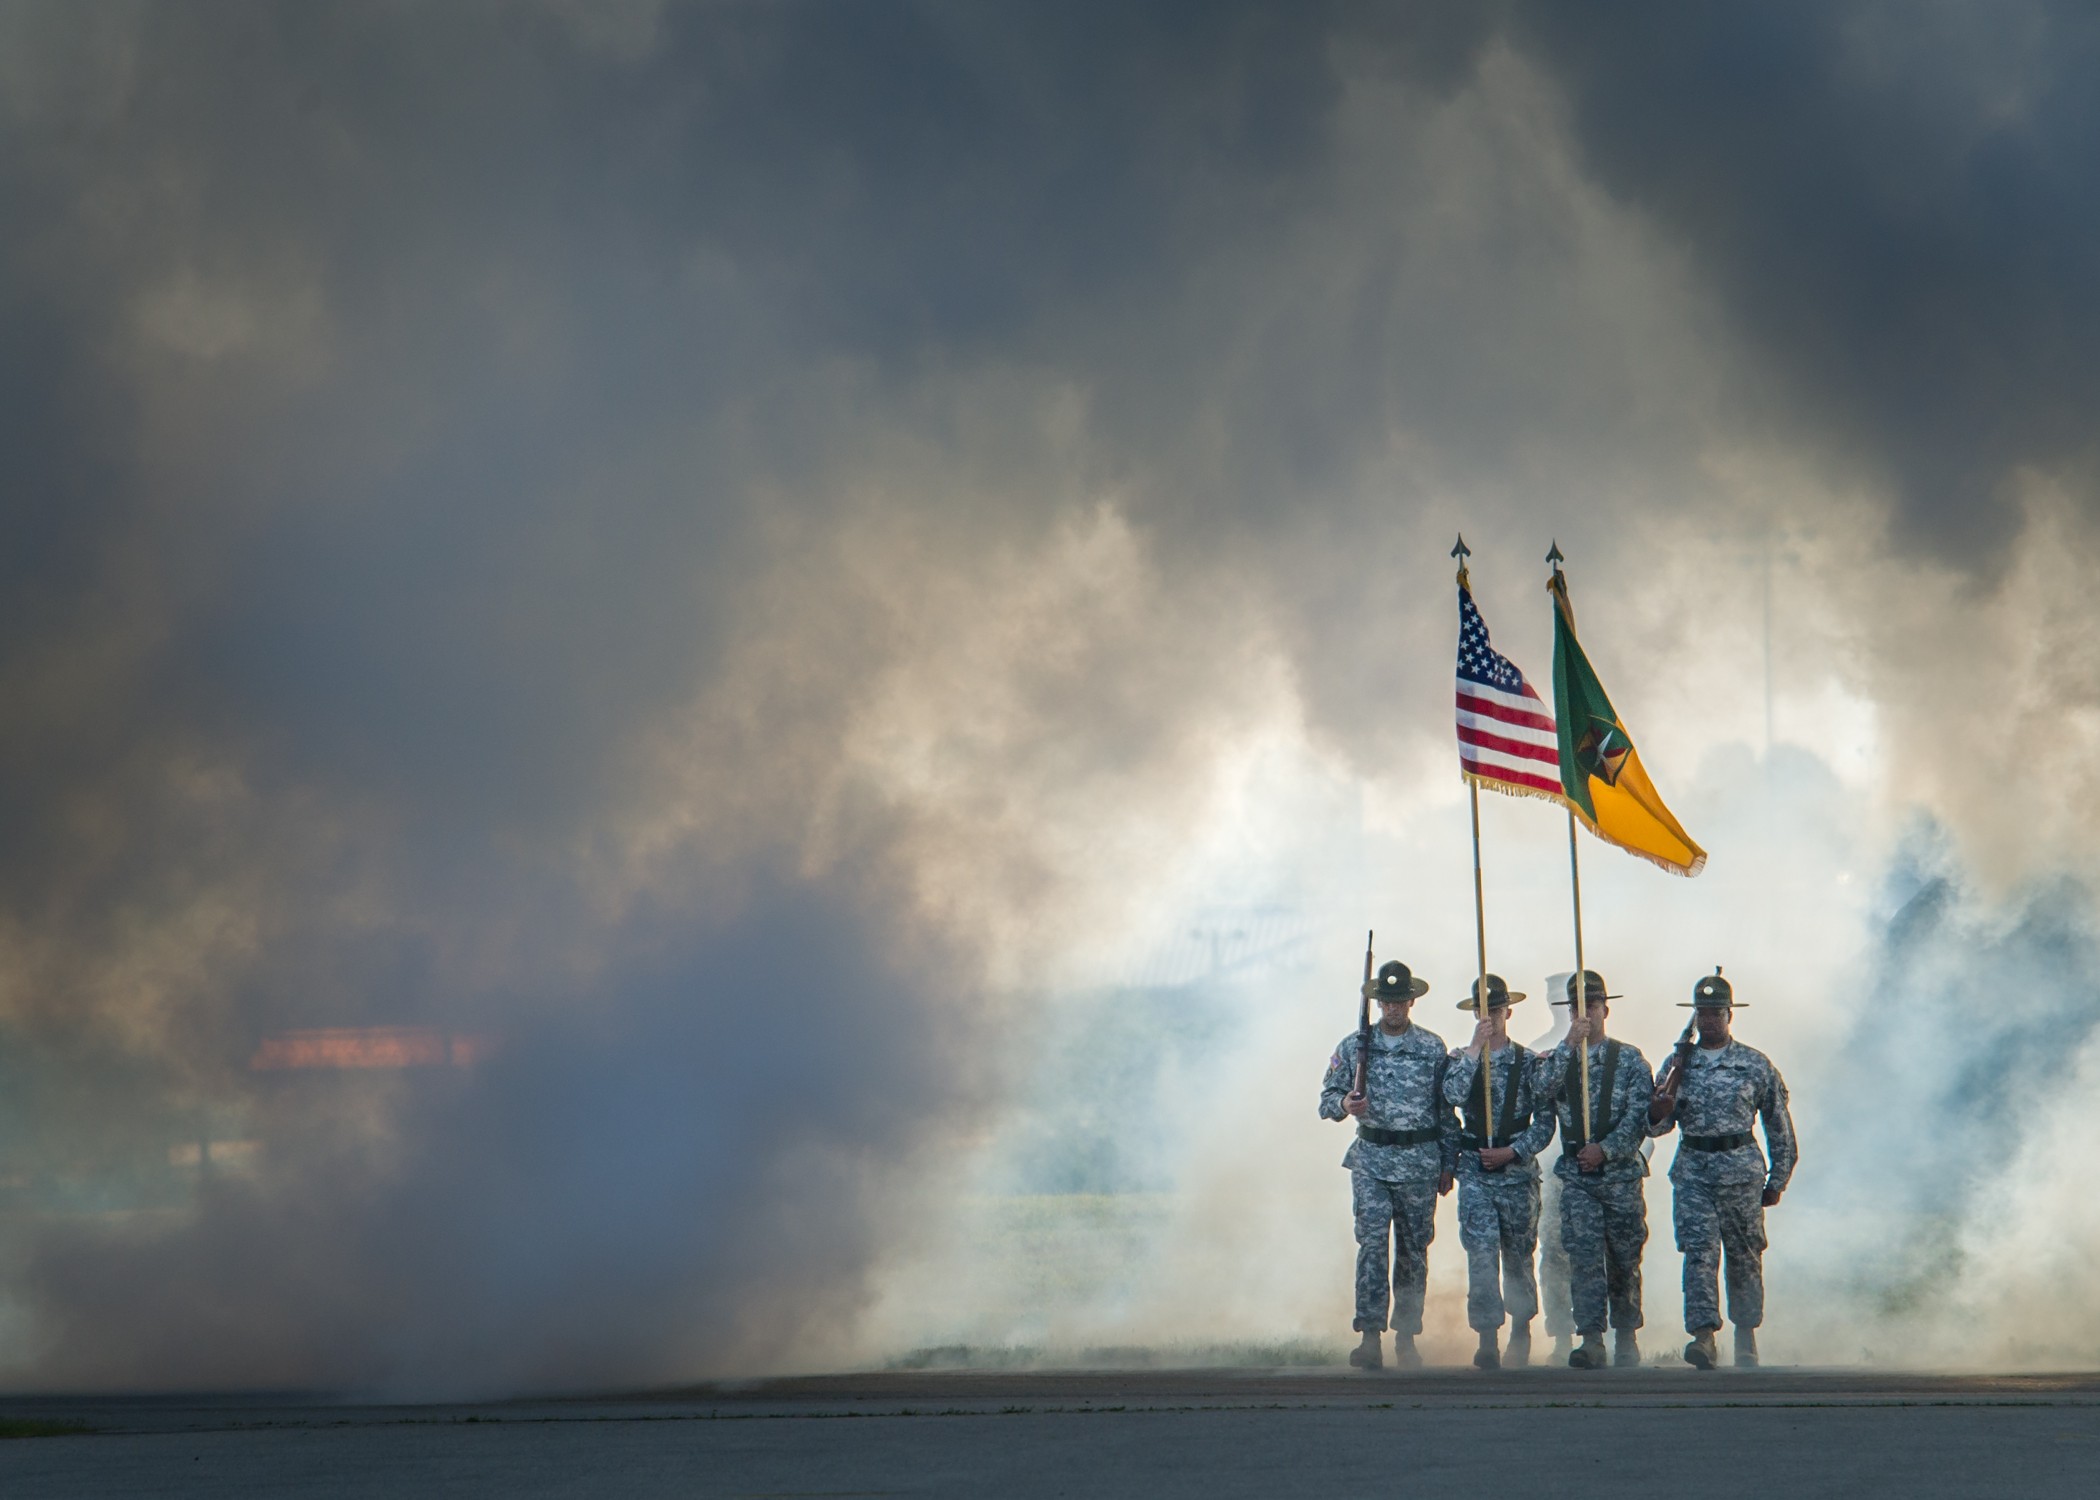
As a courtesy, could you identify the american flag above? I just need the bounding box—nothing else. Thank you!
[1457,584,1564,800]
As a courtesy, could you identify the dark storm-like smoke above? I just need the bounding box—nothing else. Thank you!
[1509,0,2100,567]
[0,0,1505,1392]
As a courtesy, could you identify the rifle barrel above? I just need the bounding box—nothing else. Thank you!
[1352,930,1375,1098]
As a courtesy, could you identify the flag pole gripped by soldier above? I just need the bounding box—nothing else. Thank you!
[1452,535,1494,1135]
[1454,538,1567,1132]
[1546,541,1594,1141]
[1547,539,1713,1134]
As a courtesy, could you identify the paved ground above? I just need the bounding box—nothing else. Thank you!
[5,1367,2100,1498]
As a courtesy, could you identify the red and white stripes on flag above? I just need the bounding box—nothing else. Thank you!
[1456,584,1565,802]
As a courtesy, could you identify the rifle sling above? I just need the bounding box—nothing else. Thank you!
[1465,1045,1527,1146]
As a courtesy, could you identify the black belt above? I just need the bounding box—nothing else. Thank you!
[1458,1117,1531,1150]
[1358,1125,1442,1148]
[1682,1131,1754,1152]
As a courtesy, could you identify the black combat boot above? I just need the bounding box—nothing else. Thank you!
[1568,1334,1607,1370]
[1734,1328,1759,1368]
[1613,1331,1641,1368]
[1472,1330,1500,1370]
[1505,1321,1532,1368]
[1391,1332,1423,1369]
[1684,1331,1718,1370]
[1348,1330,1383,1370]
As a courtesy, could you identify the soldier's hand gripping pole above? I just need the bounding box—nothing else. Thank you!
[1351,930,1375,1103]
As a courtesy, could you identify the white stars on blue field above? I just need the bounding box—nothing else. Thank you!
[1458,589,1536,697]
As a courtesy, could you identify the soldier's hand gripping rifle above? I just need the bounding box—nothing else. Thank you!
[1349,930,1375,1104]
[1650,1017,1696,1125]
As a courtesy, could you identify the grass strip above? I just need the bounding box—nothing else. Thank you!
[0,1418,92,1440]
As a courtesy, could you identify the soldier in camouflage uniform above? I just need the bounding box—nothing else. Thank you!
[1442,974,1558,1369]
[1533,970,1654,1370]
[1647,968,1798,1369]
[1319,958,1457,1369]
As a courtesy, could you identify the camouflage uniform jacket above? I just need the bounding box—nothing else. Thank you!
[1441,1043,1557,1180]
[1320,1024,1459,1183]
[1534,1037,1654,1183]
[1649,1039,1798,1193]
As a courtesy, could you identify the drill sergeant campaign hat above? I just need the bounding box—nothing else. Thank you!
[1363,959,1430,1002]
[1556,969,1620,1007]
[1679,966,1744,1007]
[1457,973,1526,1012]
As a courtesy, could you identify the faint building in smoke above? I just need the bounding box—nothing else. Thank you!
[1002,904,1311,1196]
[240,1025,496,1175]
[0,1028,238,1220]
[0,1026,494,1223]
[967,906,1309,1324]
[889,904,1320,1359]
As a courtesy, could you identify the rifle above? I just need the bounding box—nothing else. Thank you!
[1350,930,1375,1102]
[1652,1017,1697,1120]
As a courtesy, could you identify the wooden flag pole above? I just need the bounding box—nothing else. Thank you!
[1548,540,1594,1143]
[1470,772,1494,1142]
[1567,807,1593,1142]
[1455,534,1495,1140]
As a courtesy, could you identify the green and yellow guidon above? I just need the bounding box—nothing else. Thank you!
[1547,564,1706,877]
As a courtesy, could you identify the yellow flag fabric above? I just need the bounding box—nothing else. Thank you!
[1548,573,1707,877]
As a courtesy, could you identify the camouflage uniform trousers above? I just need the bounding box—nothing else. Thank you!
[1457,1172,1540,1332]
[1561,1174,1647,1335]
[1674,1177,1768,1332]
[1351,1169,1438,1335]
[1537,1171,1573,1336]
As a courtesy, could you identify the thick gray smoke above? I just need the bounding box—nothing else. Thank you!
[0,1,2097,1391]
[1511,0,2100,567]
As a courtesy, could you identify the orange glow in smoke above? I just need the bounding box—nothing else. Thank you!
[249,1027,492,1071]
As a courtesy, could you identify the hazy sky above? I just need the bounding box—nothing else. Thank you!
[1,1,2098,1391]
